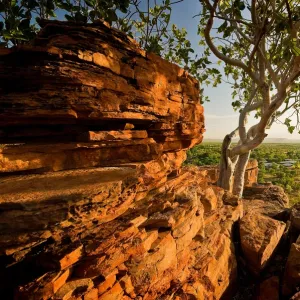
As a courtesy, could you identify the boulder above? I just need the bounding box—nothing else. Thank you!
[282,237,300,297]
[239,212,286,275]
[242,185,290,222]
[243,185,289,208]
[257,276,279,300]
[290,291,300,300]
[291,203,300,231]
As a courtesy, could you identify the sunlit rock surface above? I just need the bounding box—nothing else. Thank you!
[1,20,298,300]
[0,20,242,300]
[239,212,286,275]
[242,185,290,219]
[257,276,280,300]
[282,235,300,297]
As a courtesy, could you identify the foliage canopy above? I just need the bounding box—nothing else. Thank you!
[199,0,300,135]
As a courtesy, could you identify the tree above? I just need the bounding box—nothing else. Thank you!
[199,0,300,196]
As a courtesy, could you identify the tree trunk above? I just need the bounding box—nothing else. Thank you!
[232,151,250,197]
[218,156,235,192]
[218,133,251,197]
[217,134,237,193]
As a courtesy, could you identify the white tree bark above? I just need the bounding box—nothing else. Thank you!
[217,132,238,192]
[202,0,300,197]
[232,152,250,197]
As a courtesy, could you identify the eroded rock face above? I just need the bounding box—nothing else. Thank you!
[242,185,290,221]
[282,236,300,297]
[0,21,242,300]
[0,20,204,174]
[291,204,300,231]
[257,276,280,300]
[1,20,295,300]
[239,212,286,275]
[243,185,289,208]
[1,166,242,300]
[244,159,259,187]
[291,291,300,300]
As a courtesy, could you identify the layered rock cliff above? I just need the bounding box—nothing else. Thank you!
[0,21,242,300]
[0,21,299,300]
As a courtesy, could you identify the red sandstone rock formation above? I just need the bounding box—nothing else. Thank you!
[0,21,242,300]
[283,234,300,297]
[239,212,286,275]
[291,204,300,231]
[257,276,280,300]
[0,19,204,173]
[1,20,298,300]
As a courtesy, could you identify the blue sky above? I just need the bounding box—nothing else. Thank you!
[169,0,299,140]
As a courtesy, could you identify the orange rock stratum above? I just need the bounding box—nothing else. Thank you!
[0,20,299,300]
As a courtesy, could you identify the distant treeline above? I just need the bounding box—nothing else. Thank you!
[186,143,300,205]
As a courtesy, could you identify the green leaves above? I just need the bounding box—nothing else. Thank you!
[106,10,118,23]
[64,14,74,21]
[291,39,300,56]
[284,118,296,134]
[199,0,300,129]
[232,100,241,110]
[284,118,292,126]
[19,19,30,30]
[84,0,95,6]
[234,0,245,11]
[55,1,72,10]
[27,0,39,9]
[0,0,132,46]
[292,46,300,56]
[288,126,295,134]
[217,21,228,33]
[74,11,87,23]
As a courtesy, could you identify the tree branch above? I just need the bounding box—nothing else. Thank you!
[214,15,253,27]
[231,132,267,156]
[201,0,260,84]
[284,57,300,88]
[285,0,293,31]
[251,0,258,25]
[238,84,259,142]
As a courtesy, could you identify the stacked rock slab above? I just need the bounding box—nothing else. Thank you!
[239,212,286,275]
[0,21,242,299]
[283,236,300,297]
